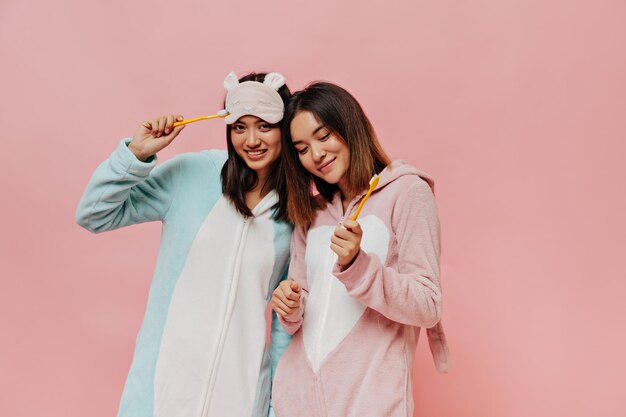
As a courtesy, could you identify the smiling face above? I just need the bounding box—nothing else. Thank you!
[290,110,351,192]
[230,115,282,180]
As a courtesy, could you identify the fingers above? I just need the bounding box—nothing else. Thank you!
[332,227,359,244]
[156,116,167,137]
[330,231,346,246]
[331,220,362,267]
[164,114,175,135]
[146,115,185,145]
[163,121,185,144]
[272,295,294,316]
[130,114,183,160]
[149,114,180,138]
[271,281,301,317]
[283,280,301,301]
[273,304,289,317]
[139,114,184,137]
[272,293,299,316]
[278,281,301,303]
[330,242,350,259]
[340,219,362,234]
[331,227,359,250]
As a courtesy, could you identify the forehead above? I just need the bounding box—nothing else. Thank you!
[290,111,323,140]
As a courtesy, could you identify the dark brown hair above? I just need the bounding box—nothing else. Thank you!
[220,72,291,221]
[281,82,391,225]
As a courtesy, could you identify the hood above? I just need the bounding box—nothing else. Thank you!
[251,190,280,217]
[372,160,435,195]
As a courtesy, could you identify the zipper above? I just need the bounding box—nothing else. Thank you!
[200,215,250,417]
[311,196,361,415]
[312,191,366,368]
[309,188,375,414]
[313,373,328,417]
[312,246,337,371]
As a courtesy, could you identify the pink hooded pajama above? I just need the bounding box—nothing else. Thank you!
[272,161,450,417]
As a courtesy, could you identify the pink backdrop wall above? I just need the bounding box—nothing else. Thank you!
[1,1,624,416]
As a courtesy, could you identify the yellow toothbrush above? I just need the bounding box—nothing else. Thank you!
[172,111,229,127]
[351,175,379,221]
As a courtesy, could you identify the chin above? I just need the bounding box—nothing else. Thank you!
[319,173,340,184]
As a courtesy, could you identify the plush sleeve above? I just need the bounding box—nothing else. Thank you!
[76,139,182,232]
[332,178,442,328]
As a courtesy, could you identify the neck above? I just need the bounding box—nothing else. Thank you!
[338,176,349,199]
[339,176,360,203]
[252,168,271,198]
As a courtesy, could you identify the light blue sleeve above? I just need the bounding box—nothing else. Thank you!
[268,266,292,417]
[76,139,181,232]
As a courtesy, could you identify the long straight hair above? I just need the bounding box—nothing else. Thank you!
[281,82,391,226]
[220,72,291,221]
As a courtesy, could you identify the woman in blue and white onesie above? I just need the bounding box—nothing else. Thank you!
[76,72,292,417]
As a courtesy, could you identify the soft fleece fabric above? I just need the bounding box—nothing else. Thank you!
[272,161,449,417]
[76,140,292,417]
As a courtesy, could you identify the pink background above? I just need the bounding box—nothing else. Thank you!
[1,1,625,416]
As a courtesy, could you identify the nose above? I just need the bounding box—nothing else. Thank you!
[245,129,261,148]
[310,142,326,162]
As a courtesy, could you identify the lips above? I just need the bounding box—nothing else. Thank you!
[245,149,267,156]
[317,157,335,173]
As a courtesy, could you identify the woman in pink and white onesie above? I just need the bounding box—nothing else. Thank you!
[270,82,450,417]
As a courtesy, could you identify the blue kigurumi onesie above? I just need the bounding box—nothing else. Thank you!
[76,72,293,417]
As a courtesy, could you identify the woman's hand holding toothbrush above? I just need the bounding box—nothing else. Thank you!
[331,219,362,268]
[128,114,186,161]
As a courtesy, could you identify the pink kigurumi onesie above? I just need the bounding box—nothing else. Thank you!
[272,160,450,417]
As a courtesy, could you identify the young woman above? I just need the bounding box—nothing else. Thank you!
[76,72,293,417]
[271,82,450,417]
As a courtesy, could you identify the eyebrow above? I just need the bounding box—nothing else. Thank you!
[292,124,326,145]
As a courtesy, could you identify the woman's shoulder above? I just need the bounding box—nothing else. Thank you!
[199,149,228,161]
[165,149,228,174]
[180,149,227,164]
[380,160,435,196]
